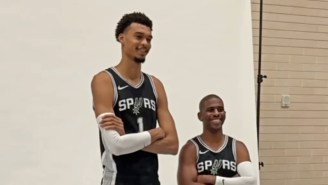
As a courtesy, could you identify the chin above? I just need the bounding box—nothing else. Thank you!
[208,126,222,133]
[134,57,146,63]
[210,122,223,130]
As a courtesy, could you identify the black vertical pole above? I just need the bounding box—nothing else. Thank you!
[257,0,266,170]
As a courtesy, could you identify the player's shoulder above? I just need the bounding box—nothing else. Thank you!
[93,68,112,79]
[225,135,247,148]
[144,72,160,82]
[91,69,112,86]
[143,73,166,93]
[225,135,241,143]
[179,139,197,158]
[229,137,249,154]
[178,141,198,173]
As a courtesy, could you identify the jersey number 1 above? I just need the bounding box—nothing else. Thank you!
[137,117,144,132]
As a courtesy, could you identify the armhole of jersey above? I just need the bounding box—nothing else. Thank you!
[147,74,158,101]
[190,139,200,162]
[232,138,237,162]
[104,70,118,106]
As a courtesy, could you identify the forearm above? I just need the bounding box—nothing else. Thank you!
[142,135,178,154]
[100,127,151,156]
[97,113,152,156]
[179,181,208,185]
[215,161,257,185]
[98,113,168,156]
[178,172,209,185]
[214,176,256,185]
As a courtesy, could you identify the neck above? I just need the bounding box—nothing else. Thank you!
[201,130,225,150]
[115,58,142,84]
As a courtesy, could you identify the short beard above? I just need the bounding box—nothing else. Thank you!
[134,57,145,64]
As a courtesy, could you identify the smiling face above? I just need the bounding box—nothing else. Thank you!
[198,96,226,132]
[118,23,152,63]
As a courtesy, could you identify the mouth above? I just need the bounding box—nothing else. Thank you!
[211,119,223,125]
[137,47,149,56]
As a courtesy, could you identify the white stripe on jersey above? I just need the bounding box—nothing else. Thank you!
[232,138,237,162]
[111,67,145,88]
[147,74,158,101]
[197,135,229,153]
[104,70,118,106]
[190,139,200,162]
[101,150,117,185]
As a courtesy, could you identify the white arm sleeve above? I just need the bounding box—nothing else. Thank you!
[97,113,152,156]
[215,161,257,185]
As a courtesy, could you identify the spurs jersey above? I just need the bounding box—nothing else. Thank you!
[100,67,160,185]
[191,135,238,177]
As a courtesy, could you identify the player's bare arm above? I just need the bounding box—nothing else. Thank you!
[178,141,208,185]
[142,76,179,155]
[91,72,120,129]
[236,140,251,164]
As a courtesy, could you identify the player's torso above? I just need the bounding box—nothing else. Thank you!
[192,135,238,177]
[102,67,160,185]
[107,67,158,133]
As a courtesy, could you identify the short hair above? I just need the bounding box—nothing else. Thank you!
[115,12,153,41]
[199,94,223,111]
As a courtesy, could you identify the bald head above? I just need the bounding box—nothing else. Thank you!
[199,94,223,112]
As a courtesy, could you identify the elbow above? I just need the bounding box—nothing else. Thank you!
[171,143,179,155]
[237,161,257,185]
[102,132,126,156]
[245,177,257,185]
[167,146,178,155]
[249,176,257,184]
[110,147,123,156]
[109,144,126,156]
[168,140,179,155]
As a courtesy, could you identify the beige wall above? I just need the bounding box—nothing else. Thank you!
[251,0,328,184]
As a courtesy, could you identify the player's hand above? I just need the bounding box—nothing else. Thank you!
[148,127,165,142]
[99,114,125,135]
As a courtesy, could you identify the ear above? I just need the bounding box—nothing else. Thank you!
[118,33,124,43]
[197,112,202,121]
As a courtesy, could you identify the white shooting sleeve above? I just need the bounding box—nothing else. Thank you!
[97,113,151,156]
[215,161,257,185]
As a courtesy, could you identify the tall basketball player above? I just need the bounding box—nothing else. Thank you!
[177,94,256,185]
[91,12,179,185]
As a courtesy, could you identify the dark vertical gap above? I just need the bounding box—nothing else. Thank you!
[256,0,266,170]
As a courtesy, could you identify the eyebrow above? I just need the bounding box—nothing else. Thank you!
[206,106,224,110]
[134,32,153,39]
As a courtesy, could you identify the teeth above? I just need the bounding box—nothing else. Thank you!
[212,119,222,124]
[138,49,147,54]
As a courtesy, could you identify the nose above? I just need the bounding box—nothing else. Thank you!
[141,38,150,46]
[213,109,220,116]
